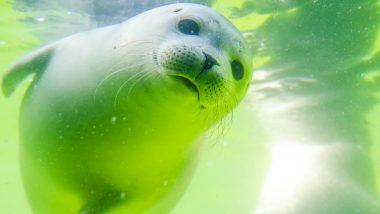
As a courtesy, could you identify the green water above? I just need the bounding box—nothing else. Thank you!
[1,0,380,213]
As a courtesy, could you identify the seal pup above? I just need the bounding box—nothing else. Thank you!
[2,3,252,214]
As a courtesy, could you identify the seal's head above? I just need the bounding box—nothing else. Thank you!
[118,3,252,118]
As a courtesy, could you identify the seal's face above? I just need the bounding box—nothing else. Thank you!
[126,4,252,116]
[157,5,252,111]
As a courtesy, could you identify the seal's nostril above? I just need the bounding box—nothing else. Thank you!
[203,53,219,70]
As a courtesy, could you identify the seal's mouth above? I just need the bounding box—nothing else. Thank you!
[169,75,201,102]
[170,75,199,94]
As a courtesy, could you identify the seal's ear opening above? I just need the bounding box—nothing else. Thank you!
[2,44,55,97]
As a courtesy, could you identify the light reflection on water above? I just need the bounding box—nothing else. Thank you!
[1,0,379,213]
[246,0,380,213]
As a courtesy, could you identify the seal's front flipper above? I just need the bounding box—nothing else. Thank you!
[79,190,126,214]
[1,44,55,97]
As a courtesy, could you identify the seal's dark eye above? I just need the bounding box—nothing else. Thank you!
[231,60,244,80]
[178,19,200,35]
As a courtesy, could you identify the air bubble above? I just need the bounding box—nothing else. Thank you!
[36,17,45,22]
[120,192,126,199]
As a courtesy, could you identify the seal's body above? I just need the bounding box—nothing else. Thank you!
[2,3,252,214]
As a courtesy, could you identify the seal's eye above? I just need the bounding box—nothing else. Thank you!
[178,19,200,35]
[231,60,244,80]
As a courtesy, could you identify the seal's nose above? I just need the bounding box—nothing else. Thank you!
[202,52,219,71]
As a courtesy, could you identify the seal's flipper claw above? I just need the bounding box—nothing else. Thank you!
[1,44,55,97]
[78,191,125,214]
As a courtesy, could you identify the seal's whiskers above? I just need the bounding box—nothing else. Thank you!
[93,62,147,100]
[113,69,150,107]
[125,70,153,99]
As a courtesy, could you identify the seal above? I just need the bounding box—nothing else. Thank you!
[2,3,252,214]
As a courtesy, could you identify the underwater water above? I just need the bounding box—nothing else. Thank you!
[0,0,379,213]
